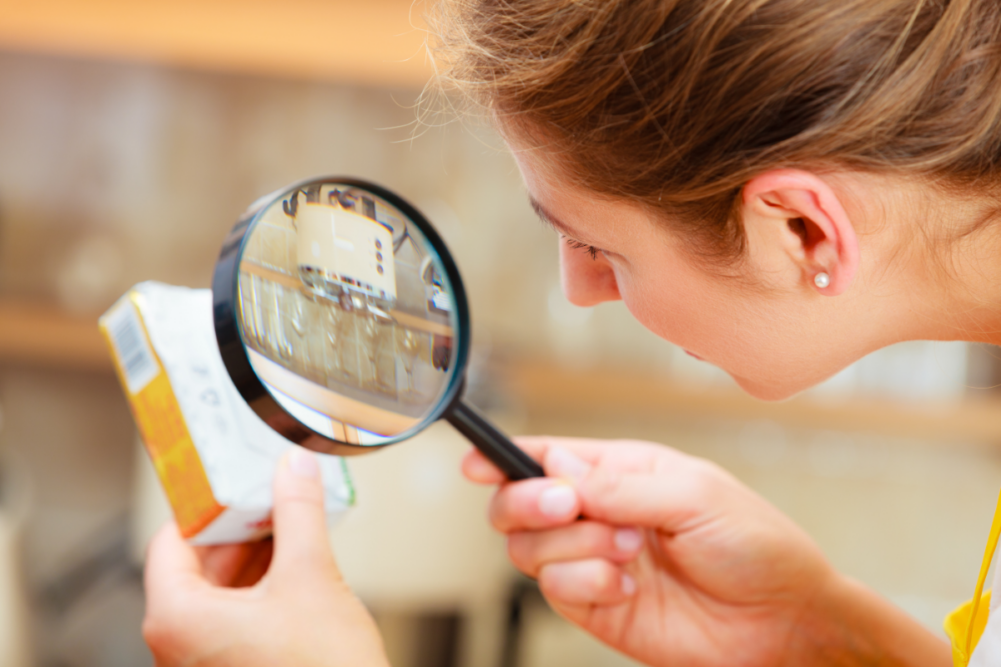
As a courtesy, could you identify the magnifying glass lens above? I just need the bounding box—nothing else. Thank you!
[215,177,542,479]
[230,182,460,448]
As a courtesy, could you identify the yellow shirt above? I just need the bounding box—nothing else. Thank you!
[944,488,1001,666]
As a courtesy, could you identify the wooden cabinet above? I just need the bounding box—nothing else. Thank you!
[3,300,1000,442]
[0,0,432,88]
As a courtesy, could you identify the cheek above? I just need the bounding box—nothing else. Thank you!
[611,262,826,398]
[612,262,737,354]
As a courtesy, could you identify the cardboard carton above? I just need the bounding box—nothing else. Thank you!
[100,281,354,544]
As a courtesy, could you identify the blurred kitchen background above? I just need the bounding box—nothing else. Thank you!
[1,2,1001,666]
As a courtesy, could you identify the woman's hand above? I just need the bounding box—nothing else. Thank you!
[465,436,949,667]
[143,448,389,667]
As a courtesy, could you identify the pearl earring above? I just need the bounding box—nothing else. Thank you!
[814,272,831,289]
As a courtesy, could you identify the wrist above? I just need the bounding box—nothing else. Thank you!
[786,570,950,667]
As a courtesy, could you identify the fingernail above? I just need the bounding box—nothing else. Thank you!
[547,446,591,483]
[289,447,319,478]
[621,573,636,596]
[538,484,577,518]
[614,528,643,553]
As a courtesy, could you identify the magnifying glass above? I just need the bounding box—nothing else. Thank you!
[212,176,544,481]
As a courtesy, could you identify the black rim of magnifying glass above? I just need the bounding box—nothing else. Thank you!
[212,176,471,456]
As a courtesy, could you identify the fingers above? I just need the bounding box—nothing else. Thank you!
[486,439,731,536]
[539,558,636,607]
[198,539,275,588]
[489,478,581,532]
[579,456,731,534]
[461,448,506,484]
[486,445,599,533]
[143,521,210,661]
[461,437,608,485]
[507,522,644,577]
[145,522,205,605]
[471,442,599,533]
[270,447,340,582]
[232,538,274,587]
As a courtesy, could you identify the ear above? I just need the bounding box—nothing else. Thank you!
[741,169,859,296]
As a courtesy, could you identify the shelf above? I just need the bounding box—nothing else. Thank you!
[3,300,999,443]
[0,300,111,373]
[503,362,1001,445]
[0,0,433,89]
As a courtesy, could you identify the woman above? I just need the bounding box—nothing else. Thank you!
[143,0,1001,664]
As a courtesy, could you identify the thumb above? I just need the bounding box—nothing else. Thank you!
[551,445,721,534]
[145,521,206,605]
[270,447,341,581]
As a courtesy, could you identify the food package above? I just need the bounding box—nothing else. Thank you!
[99,281,354,545]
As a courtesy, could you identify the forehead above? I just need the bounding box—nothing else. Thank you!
[511,145,669,248]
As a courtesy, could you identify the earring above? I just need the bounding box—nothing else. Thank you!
[814,272,831,289]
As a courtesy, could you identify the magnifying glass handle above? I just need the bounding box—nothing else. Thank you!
[446,401,545,480]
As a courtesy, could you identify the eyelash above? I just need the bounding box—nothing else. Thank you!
[563,237,601,260]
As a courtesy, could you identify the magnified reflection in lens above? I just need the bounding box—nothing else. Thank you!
[236,183,457,445]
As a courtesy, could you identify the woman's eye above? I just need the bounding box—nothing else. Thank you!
[563,237,601,260]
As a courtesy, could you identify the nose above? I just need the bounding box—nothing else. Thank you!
[558,239,621,307]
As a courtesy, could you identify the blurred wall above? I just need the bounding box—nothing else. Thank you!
[0,49,997,667]
[0,50,979,394]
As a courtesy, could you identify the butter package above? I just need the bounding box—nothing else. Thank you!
[100,281,354,545]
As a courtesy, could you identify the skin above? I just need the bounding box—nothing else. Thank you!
[514,157,1001,400]
[463,437,951,666]
[144,152,1001,664]
[461,148,1001,665]
[143,449,390,667]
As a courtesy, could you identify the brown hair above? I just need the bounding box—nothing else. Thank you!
[429,0,1001,261]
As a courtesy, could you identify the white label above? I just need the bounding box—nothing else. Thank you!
[106,301,160,394]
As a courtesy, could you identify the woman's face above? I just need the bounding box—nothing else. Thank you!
[510,149,927,400]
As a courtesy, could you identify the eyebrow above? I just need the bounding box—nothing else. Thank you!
[528,196,581,239]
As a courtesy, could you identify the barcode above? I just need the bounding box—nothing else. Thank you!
[106,301,160,394]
